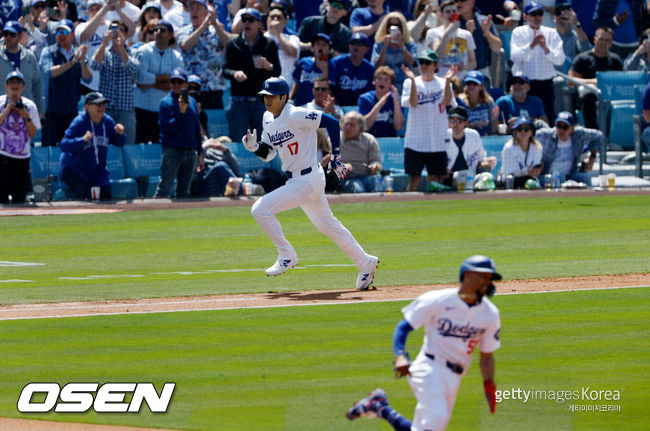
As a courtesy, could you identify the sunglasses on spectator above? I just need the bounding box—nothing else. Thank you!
[170,79,185,84]
[56,29,71,36]
[314,87,329,92]
[154,27,168,32]
[146,29,155,35]
[241,16,257,23]
[330,2,346,10]
[528,10,544,17]
[555,123,570,130]
[419,59,433,65]
[511,79,527,85]
[32,2,46,8]
[464,81,478,86]
[2,31,17,37]
[515,126,532,132]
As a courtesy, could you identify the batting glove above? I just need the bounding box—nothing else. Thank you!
[393,353,411,378]
[242,129,259,152]
[328,155,348,181]
[483,379,496,414]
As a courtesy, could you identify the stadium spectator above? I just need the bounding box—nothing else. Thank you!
[154,68,203,198]
[510,1,564,123]
[456,0,502,84]
[177,0,230,109]
[231,0,269,34]
[187,74,208,137]
[426,0,477,81]
[59,91,126,200]
[401,51,454,190]
[133,2,162,44]
[297,0,352,57]
[495,74,548,133]
[553,3,590,73]
[623,28,650,71]
[20,0,49,61]
[499,115,542,188]
[265,3,300,87]
[290,32,335,107]
[134,19,184,144]
[443,106,495,188]
[593,0,646,59]
[40,19,92,147]
[504,0,557,29]
[350,0,388,59]
[192,136,242,196]
[91,20,139,145]
[76,0,135,93]
[0,71,41,204]
[536,111,603,187]
[407,0,438,54]
[223,7,280,142]
[372,11,416,91]
[131,20,156,50]
[457,70,496,136]
[0,21,44,117]
[358,65,404,138]
[331,32,375,106]
[303,76,344,122]
[340,110,384,193]
[568,26,623,129]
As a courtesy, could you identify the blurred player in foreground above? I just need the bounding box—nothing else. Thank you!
[243,77,379,290]
[347,255,502,429]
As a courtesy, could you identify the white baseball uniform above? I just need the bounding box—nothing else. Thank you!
[402,288,501,430]
[250,103,372,270]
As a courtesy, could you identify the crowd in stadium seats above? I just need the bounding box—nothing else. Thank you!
[0,0,649,203]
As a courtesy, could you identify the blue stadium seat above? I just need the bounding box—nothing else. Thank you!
[205,109,229,138]
[122,143,163,197]
[596,71,647,101]
[377,137,409,191]
[106,146,138,199]
[226,142,282,173]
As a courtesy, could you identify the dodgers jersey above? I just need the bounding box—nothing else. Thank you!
[402,288,501,371]
[260,103,322,173]
[401,76,449,152]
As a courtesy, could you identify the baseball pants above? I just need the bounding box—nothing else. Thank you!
[251,165,369,268]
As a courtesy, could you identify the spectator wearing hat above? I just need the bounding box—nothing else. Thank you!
[39,19,92,147]
[510,1,564,123]
[297,0,352,57]
[20,0,49,60]
[177,0,230,110]
[457,70,496,136]
[358,65,404,138]
[0,21,44,116]
[495,74,548,133]
[91,19,139,145]
[568,26,623,130]
[75,0,135,93]
[290,33,336,107]
[223,7,280,142]
[331,32,375,106]
[154,67,203,198]
[372,11,417,92]
[59,91,126,200]
[0,70,41,204]
[350,0,388,59]
[536,111,603,187]
[426,0,477,81]
[339,110,384,193]
[499,115,543,188]
[443,105,495,187]
[134,19,184,144]
[455,0,502,84]
[265,3,300,88]
[401,50,455,190]
[186,74,208,137]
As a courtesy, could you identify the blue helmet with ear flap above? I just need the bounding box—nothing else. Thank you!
[258,77,289,96]
[459,255,502,297]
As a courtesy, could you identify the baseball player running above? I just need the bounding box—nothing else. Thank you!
[243,77,379,290]
[346,255,502,429]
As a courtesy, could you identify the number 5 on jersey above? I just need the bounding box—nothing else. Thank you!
[288,142,299,155]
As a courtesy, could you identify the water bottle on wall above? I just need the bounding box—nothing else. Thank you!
[383,173,394,194]
[465,169,474,193]
[243,173,253,195]
[552,168,561,189]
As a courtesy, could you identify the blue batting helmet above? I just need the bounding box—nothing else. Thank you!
[258,77,289,96]
[459,255,502,282]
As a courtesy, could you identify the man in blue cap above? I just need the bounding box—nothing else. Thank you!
[536,110,603,187]
[290,32,336,106]
[331,32,375,106]
[0,21,44,116]
[154,68,203,198]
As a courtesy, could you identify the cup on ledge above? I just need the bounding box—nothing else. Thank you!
[91,186,100,200]
[498,123,507,135]
[607,173,616,190]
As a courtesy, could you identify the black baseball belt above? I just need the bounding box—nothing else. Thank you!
[425,353,464,375]
[286,164,317,179]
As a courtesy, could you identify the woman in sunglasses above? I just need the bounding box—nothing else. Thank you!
[499,116,543,188]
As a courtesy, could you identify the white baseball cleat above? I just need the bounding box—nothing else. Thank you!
[265,258,298,276]
[356,255,379,290]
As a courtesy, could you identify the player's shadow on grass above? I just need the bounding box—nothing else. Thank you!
[263,290,363,302]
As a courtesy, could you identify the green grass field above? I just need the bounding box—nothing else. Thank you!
[1,194,649,430]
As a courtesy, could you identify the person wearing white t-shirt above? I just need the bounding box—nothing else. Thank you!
[264,4,300,87]
[426,0,476,80]
[347,255,502,431]
[400,50,454,191]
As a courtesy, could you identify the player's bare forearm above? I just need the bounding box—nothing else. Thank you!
[479,352,495,381]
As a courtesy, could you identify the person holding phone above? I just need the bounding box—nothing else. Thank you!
[154,68,203,199]
[499,116,543,188]
[371,11,416,92]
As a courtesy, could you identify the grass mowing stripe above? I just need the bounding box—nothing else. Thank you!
[0,288,647,430]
